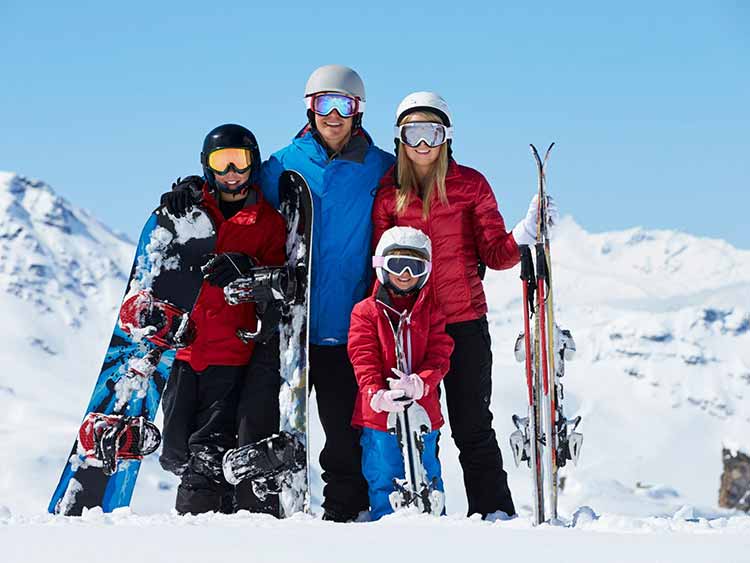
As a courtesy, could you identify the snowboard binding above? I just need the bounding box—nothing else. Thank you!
[222,431,306,486]
[77,413,161,475]
[226,265,308,344]
[224,266,302,306]
[119,290,196,349]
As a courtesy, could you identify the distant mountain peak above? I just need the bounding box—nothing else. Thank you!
[0,171,134,326]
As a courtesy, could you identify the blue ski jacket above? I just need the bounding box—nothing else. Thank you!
[260,129,394,346]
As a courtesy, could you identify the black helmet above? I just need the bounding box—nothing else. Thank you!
[200,124,262,195]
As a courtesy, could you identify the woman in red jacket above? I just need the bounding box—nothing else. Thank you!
[372,93,558,519]
[348,226,454,520]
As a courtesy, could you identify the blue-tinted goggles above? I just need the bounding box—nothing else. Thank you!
[307,93,361,118]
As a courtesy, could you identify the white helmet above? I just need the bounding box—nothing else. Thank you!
[395,91,452,127]
[373,226,432,290]
[304,64,366,107]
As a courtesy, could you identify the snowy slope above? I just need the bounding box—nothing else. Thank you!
[1,171,749,562]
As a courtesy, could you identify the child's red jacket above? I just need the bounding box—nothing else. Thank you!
[175,182,286,372]
[348,282,454,432]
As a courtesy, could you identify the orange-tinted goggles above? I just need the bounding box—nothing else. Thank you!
[206,148,253,175]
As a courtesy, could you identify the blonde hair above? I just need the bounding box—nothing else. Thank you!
[386,248,429,260]
[395,111,449,219]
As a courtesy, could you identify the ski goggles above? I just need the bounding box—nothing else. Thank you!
[395,122,453,148]
[372,255,432,278]
[306,93,363,118]
[204,147,253,175]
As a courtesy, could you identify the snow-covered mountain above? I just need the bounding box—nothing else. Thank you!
[0,172,139,513]
[0,171,748,560]
[480,217,750,517]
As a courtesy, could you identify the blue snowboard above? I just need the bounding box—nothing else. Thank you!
[49,206,216,515]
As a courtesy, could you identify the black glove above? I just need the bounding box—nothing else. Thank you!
[203,252,256,288]
[159,175,204,217]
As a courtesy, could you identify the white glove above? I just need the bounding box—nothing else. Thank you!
[512,195,559,246]
[370,389,408,413]
[388,368,425,400]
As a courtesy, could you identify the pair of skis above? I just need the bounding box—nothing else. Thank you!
[387,314,444,516]
[509,144,583,525]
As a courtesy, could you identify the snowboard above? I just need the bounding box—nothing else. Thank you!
[222,170,313,517]
[49,205,216,516]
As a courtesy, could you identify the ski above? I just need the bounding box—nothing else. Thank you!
[510,143,583,525]
[509,245,544,524]
[386,311,444,515]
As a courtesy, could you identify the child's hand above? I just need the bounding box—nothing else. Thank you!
[388,368,425,400]
[370,389,409,413]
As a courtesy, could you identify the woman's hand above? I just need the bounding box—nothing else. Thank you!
[512,195,559,246]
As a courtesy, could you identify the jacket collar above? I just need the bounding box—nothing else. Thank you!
[202,181,262,209]
[373,281,429,318]
[294,128,373,164]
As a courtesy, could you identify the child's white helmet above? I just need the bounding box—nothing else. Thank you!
[373,226,432,290]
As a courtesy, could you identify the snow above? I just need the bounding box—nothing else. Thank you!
[1,509,749,563]
[1,171,750,561]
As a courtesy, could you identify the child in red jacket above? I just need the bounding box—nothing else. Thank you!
[158,124,286,515]
[348,226,454,520]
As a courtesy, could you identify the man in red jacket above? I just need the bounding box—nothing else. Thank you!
[348,226,454,520]
[158,124,286,515]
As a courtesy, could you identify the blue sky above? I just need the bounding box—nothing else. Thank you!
[1,1,748,247]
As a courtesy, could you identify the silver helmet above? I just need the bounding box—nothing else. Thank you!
[304,64,366,106]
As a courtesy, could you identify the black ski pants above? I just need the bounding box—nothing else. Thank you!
[443,316,516,518]
[235,334,282,516]
[160,361,243,515]
[310,344,369,518]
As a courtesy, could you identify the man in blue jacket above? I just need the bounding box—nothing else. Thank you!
[261,65,394,521]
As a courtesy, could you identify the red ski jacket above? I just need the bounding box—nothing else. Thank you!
[176,183,286,372]
[373,161,520,325]
[348,282,454,432]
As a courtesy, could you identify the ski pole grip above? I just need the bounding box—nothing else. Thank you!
[535,243,547,281]
[519,245,534,283]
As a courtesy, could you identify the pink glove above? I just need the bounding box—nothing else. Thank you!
[388,368,425,400]
[370,389,408,413]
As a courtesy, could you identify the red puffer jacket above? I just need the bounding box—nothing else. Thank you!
[348,283,454,432]
[176,183,286,372]
[373,162,520,325]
